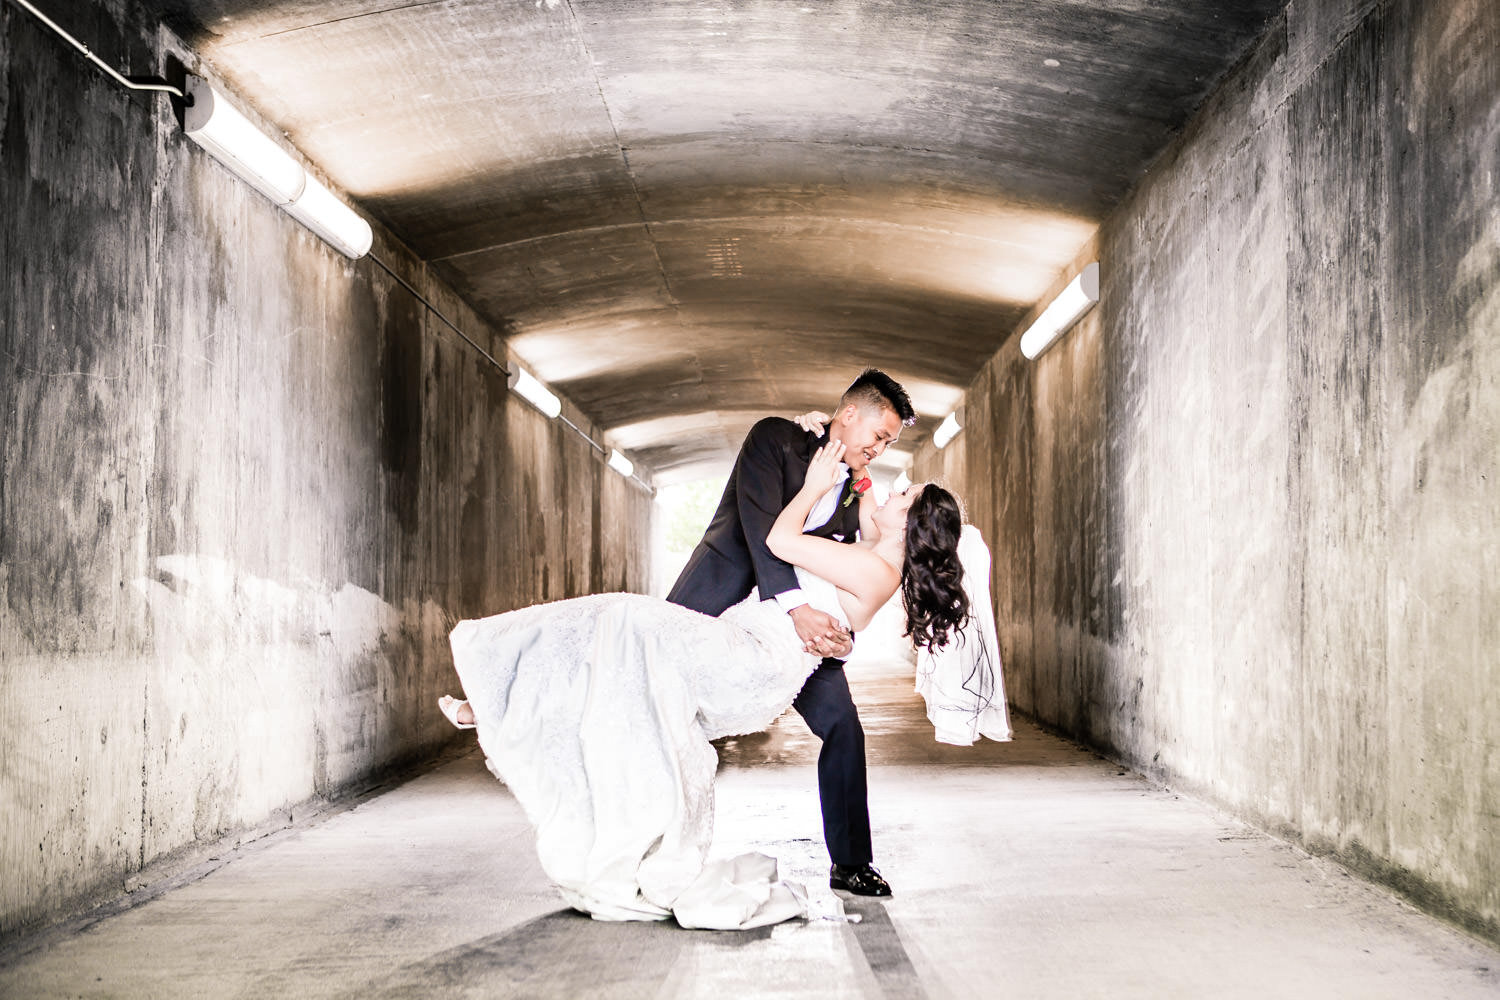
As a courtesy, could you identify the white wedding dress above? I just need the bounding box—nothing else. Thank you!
[448,569,846,929]
[914,525,1013,746]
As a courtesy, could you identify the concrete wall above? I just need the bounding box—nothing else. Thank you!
[916,0,1499,942]
[0,2,652,939]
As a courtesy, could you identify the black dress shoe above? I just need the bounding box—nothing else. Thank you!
[830,864,892,897]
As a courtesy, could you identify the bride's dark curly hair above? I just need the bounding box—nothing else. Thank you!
[900,484,969,651]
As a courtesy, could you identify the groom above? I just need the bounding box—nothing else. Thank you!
[667,369,916,897]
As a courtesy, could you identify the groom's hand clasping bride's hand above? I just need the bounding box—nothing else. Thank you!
[792,604,852,657]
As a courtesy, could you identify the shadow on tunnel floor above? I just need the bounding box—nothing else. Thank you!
[341,908,773,1000]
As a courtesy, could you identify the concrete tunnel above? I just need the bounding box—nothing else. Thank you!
[1,0,1497,994]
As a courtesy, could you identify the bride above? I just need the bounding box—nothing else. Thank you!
[440,440,972,929]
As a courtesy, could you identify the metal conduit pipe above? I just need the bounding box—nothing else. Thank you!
[8,0,185,98]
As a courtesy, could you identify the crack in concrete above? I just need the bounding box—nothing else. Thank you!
[561,0,682,314]
[231,1,455,44]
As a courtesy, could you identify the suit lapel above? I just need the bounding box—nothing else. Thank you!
[786,430,827,504]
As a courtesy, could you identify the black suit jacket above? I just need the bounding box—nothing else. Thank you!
[667,417,862,617]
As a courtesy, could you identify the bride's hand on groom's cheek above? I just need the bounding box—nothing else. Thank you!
[809,441,846,489]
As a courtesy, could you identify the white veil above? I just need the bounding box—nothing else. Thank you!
[914,524,1013,746]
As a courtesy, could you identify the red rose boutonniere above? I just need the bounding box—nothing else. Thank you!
[842,476,873,507]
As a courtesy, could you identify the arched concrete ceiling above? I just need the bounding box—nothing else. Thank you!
[146,0,1284,484]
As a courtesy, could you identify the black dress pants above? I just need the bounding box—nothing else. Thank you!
[791,658,871,866]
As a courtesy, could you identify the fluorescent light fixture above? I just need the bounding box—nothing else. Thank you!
[287,173,373,258]
[182,76,303,204]
[182,75,372,259]
[892,470,912,493]
[607,449,634,478]
[506,362,561,418]
[933,411,962,449]
[1020,261,1100,359]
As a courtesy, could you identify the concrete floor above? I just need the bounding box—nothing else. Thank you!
[2,657,1497,999]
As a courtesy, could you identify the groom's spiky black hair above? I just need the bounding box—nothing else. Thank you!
[842,368,917,427]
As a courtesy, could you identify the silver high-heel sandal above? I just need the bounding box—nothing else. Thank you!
[439,695,476,730]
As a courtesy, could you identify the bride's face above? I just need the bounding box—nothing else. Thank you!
[874,484,922,536]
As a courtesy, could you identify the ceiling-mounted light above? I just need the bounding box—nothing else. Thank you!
[933,411,962,449]
[506,362,561,418]
[892,470,912,493]
[183,75,303,203]
[607,449,634,477]
[182,75,372,259]
[287,173,373,259]
[15,6,369,260]
[1020,261,1100,359]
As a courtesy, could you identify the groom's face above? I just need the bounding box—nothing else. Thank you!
[831,404,903,473]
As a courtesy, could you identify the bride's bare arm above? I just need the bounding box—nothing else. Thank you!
[769,531,897,632]
[768,443,900,623]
